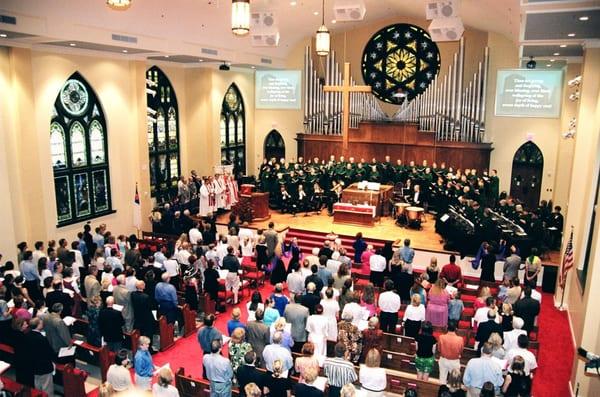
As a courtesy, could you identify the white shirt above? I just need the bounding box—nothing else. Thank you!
[326,259,342,274]
[378,291,401,313]
[189,228,203,245]
[238,228,254,241]
[152,383,180,397]
[32,250,47,267]
[521,289,542,303]
[359,365,387,392]
[473,307,500,326]
[505,347,538,375]
[320,286,340,300]
[216,244,228,262]
[106,364,133,392]
[503,329,527,352]
[241,241,254,257]
[164,259,179,277]
[369,254,386,272]
[175,249,191,265]
[306,314,330,337]
[403,304,426,322]
[246,302,265,322]
[341,302,368,326]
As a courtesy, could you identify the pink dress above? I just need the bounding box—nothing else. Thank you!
[425,291,450,327]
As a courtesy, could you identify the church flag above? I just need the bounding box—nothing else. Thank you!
[559,228,574,289]
[133,183,142,231]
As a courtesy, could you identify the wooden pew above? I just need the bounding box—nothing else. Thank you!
[175,367,240,397]
[180,304,198,337]
[54,363,88,397]
[382,332,416,355]
[386,372,440,396]
[382,350,440,379]
[73,317,140,352]
[0,343,15,365]
[159,316,175,351]
[0,376,48,397]
[73,341,114,382]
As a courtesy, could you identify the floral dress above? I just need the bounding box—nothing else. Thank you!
[338,320,362,363]
[229,341,252,374]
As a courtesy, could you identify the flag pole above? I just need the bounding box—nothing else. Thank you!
[558,225,574,311]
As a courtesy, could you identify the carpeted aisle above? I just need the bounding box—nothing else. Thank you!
[532,292,574,396]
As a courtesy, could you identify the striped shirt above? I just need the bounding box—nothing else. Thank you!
[324,357,357,387]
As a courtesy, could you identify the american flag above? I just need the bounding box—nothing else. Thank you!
[559,229,574,289]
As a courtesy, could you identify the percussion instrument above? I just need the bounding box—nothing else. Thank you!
[406,206,424,221]
[395,202,411,216]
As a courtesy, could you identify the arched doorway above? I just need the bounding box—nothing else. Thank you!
[510,141,543,209]
[263,130,285,161]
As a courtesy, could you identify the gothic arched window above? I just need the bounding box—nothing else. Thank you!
[51,73,112,226]
[264,129,286,161]
[147,66,180,202]
[220,84,246,175]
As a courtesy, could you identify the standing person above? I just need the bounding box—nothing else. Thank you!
[155,273,180,327]
[440,255,463,287]
[513,287,540,336]
[352,233,367,264]
[501,356,532,397]
[113,275,134,332]
[320,288,340,342]
[462,342,503,397]
[369,249,386,288]
[378,280,401,333]
[480,243,497,283]
[437,321,465,385]
[414,322,437,381]
[323,343,358,397]
[524,248,541,288]
[131,280,157,340]
[246,309,270,368]
[284,295,309,351]
[305,304,329,357]
[86,295,103,347]
[438,369,467,397]
[153,367,180,397]
[84,265,102,301]
[360,317,383,363]
[197,314,223,379]
[399,239,415,272]
[40,303,72,360]
[134,336,154,390]
[202,340,233,397]
[402,294,426,338]
[293,366,324,397]
[222,246,241,304]
[228,328,253,373]
[475,310,504,354]
[359,349,387,397]
[426,279,450,328]
[237,352,266,397]
[20,251,42,301]
[503,246,522,282]
[504,335,538,376]
[264,222,279,259]
[26,318,55,396]
[99,296,125,352]
[106,349,134,393]
[426,257,439,284]
[262,331,293,373]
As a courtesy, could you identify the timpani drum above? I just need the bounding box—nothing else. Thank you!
[406,206,424,221]
[395,202,411,216]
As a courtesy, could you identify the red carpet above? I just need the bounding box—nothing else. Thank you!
[532,293,574,396]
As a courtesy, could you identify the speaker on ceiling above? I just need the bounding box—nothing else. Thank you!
[333,0,366,22]
[428,17,464,42]
[251,11,277,29]
[251,28,280,47]
[425,0,461,20]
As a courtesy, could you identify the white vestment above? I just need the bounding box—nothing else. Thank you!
[198,184,210,216]
[320,298,340,341]
[208,182,217,213]
[215,177,226,209]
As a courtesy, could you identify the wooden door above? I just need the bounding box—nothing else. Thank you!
[510,141,543,209]
[264,129,286,161]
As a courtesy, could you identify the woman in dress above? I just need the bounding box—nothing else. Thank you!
[263,298,281,327]
[480,243,497,283]
[352,232,367,264]
[229,327,253,373]
[425,279,450,328]
[203,259,220,303]
[86,295,102,347]
[473,286,492,311]
[134,336,154,390]
[502,356,532,397]
[269,247,287,285]
[255,236,269,271]
[333,263,352,290]
[524,248,541,289]
[426,257,439,284]
[320,288,340,342]
[305,304,329,357]
[500,302,514,332]
[360,283,377,317]
[414,321,437,381]
[402,293,426,338]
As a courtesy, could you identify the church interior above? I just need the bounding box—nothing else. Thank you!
[0,0,599,396]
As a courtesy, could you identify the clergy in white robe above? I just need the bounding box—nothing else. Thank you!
[214,175,226,210]
[207,177,217,213]
[305,304,329,357]
[225,174,238,206]
[320,292,340,342]
[198,179,210,217]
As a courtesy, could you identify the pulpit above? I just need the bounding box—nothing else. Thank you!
[333,203,376,227]
[240,185,270,221]
[341,183,394,217]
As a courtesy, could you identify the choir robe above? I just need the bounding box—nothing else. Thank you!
[198,183,210,216]
[208,183,218,213]
[305,313,329,357]
[214,178,226,209]
[226,176,238,206]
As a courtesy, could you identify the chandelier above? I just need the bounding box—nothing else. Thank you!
[232,0,251,36]
[106,0,132,11]
[315,0,330,56]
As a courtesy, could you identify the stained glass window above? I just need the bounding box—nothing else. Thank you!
[146,66,180,201]
[264,129,286,160]
[220,83,246,175]
[51,72,112,226]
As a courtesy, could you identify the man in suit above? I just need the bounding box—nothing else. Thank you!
[84,265,101,301]
[113,274,134,332]
[245,308,270,368]
[45,280,74,318]
[236,351,266,397]
[284,294,309,351]
[40,303,73,363]
[131,280,157,339]
[503,245,522,281]
[264,222,279,258]
[475,310,503,354]
[513,287,541,335]
[99,296,125,352]
[26,317,56,396]
[300,282,321,315]
[304,265,324,293]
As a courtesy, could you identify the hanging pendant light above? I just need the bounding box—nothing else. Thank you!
[106,0,132,11]
[232,0,251,36]
[315,0,330,56]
